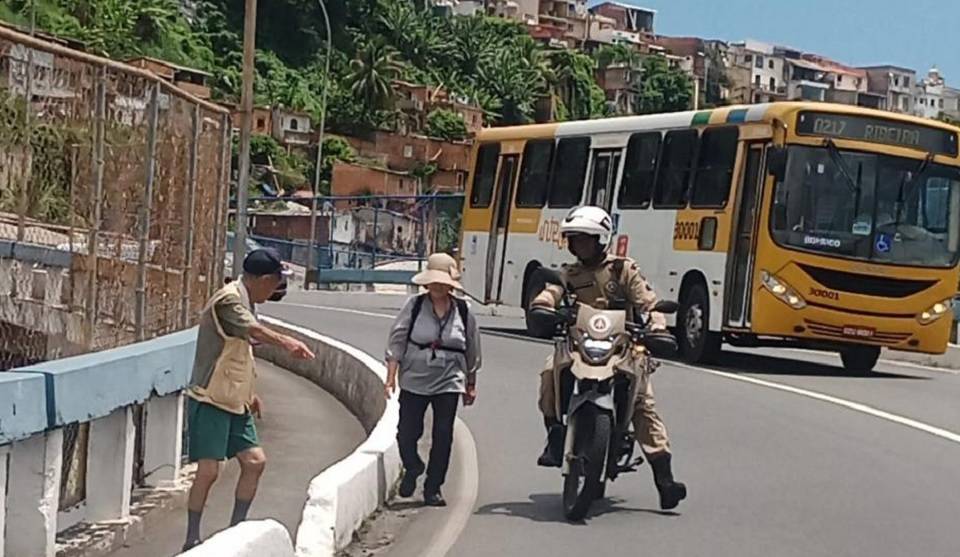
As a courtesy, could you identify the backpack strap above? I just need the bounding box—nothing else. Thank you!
[454,297,469,330]
[404,294,470,355]
[405,293,427,347]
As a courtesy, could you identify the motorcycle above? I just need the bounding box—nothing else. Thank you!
[528,288,678,521]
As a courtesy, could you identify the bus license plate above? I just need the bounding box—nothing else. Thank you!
[842,326,875,338]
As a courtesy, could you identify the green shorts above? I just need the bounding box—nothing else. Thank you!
[187,399,260,462]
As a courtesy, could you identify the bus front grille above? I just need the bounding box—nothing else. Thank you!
[798,264,936,298]
[804,319,912,345]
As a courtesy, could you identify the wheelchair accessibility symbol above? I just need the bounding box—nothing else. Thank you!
[876,234,892,253]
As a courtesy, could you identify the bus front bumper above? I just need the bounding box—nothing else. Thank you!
[749,289,951,355]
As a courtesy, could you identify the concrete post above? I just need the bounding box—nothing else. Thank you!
[6,429,63,557]
[85,407,135,522]
[143,393,184,488]
[0,445,9,557]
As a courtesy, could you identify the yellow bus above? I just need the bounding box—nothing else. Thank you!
[459,102,960,372]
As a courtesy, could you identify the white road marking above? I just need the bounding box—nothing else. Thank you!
[272,302,397,320]
[670,361,960,446]
[779,347,960,376]
[419,418,480,557]
[269,301,960,448]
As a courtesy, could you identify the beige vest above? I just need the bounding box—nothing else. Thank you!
[189,282,257,414]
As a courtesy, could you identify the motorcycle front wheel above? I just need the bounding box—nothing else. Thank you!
[562,405,612,521]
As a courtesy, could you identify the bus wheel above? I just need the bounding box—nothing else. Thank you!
[679,282,721,364]
[840,346,880,374]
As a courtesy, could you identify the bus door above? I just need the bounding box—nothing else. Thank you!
[725,143,766,327]
[484,154,519,302]
[588,149,622,213]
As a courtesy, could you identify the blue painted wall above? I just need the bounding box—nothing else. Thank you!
[0,373,49,445]
[2,329,197,440]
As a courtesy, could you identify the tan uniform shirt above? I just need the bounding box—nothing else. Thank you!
[531,254,667,329]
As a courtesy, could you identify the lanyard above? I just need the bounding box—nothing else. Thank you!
[430,303,454,357]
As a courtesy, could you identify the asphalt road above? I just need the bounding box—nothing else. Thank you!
[266,291,960,557]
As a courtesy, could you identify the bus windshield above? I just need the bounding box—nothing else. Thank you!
[770,145,960,268]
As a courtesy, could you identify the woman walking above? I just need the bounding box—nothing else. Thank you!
[385,253,481,506]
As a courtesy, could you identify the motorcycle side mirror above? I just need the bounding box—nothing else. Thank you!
[652,301,679,315]
[768,146,788,181]
[643,332,678,358]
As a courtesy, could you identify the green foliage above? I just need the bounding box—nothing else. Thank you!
[594,44,639,70]
[636,55,694,114]
[1,0,696,133]
[316,136,355,194]
[346,39,405,111]
[3,0,214,69]
[0,90,81,224]
[425,109,468,141]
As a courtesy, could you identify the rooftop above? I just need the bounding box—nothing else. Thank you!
[125,56,213,78]
[590,1,657,14]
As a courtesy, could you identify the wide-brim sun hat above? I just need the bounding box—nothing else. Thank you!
[412,253,462,290]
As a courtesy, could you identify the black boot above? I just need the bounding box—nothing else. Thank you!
[650,453,687,510]
[537,418,565,468]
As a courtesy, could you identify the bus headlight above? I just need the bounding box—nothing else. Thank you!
[760,271,806,309]
[918,299,953,325]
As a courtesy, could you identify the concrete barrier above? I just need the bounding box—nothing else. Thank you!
[1,329,197,557]
[175,317,400,557]
[254,317,401,557]
[181,519,294,557]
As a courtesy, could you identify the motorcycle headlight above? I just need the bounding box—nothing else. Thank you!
[582,338,614,360]
[918,298,953,325]
[760,271,806,309]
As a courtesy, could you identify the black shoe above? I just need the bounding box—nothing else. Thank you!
[398,469,419,498]
[423,490,447,507]
[537,424,565,468]
[650,453,687,510]
[182,539,202,552]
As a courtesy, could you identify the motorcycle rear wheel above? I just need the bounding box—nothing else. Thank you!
[562,406,612,521]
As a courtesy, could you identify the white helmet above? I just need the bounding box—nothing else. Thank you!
[560,206,614,245]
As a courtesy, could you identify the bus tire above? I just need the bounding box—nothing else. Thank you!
[678,282,721,364]
[840,346,880,374]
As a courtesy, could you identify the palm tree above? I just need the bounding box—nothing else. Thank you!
[346,40,405,111]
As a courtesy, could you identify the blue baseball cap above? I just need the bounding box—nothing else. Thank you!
[243,248,292,277]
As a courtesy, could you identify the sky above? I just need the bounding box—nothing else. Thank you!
[593,0,960,83]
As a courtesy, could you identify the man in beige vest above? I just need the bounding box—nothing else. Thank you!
[183,249,314,550]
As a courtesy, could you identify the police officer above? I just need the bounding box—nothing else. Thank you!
[530,206,687,511]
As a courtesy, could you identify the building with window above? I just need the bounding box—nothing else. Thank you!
[914,67,957,121]
[860,65,917,114]
[727,40,788,104]
[589,2,655,35]
[126,56,212,100]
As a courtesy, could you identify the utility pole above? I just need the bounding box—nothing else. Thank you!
[305,0,332,290]
[233,0,257,276]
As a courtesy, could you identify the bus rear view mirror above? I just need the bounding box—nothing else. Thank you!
[768,147,787,180]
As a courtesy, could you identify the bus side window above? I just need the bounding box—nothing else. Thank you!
[548,137,591,208]
[516,139,555,208]
[653,129,698,208]
[619,132,661,209]
[470,143,501,208]
[691,127,740,208]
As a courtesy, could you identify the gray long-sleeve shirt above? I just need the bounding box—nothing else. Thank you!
[385,295,482,396]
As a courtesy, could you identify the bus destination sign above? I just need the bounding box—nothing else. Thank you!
[796,111,959,156]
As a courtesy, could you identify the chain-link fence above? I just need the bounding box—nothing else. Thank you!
[243,193,464,274]
[0,26,230,507]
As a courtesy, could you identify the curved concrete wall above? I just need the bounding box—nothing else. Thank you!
[180,317,400,557]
